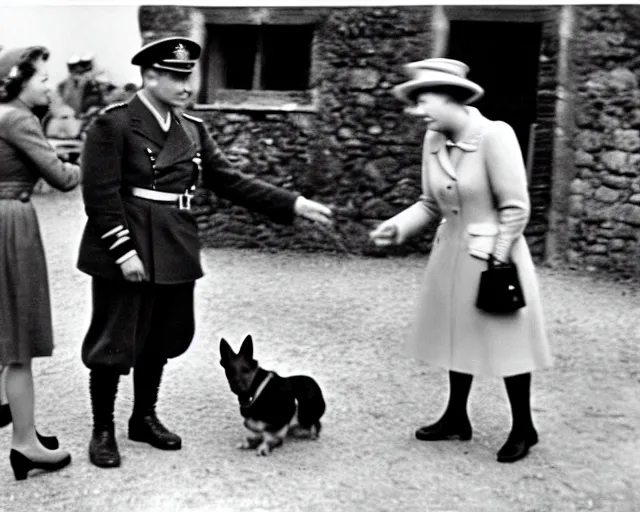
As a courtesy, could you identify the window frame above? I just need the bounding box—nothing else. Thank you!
[193,7,325,113]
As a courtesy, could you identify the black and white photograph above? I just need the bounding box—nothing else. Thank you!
[0,1,638,510]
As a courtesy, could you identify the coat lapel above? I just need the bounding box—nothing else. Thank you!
[129,95,166,147]
[153,113,196,169]
[428,107,486,182]
[436,147,459,180]
[429,132,458,181]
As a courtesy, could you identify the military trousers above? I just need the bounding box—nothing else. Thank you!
[82,277,196,375]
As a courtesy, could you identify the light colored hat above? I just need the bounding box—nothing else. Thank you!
[392,58,484,105]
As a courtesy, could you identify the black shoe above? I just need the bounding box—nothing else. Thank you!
[89,428,121,468]
[415,415,472,441]
[0,404,10,428]
[497,427,538,463]
[128,413,182,450]
[10,448,71,481]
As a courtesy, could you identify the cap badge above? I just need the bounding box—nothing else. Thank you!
[173,43,190,61]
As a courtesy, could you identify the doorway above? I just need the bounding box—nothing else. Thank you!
[446,20,543,162]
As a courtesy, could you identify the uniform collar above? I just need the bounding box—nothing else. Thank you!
[137,90,171,132]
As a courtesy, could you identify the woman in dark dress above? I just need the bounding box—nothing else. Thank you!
[0,46,80,480]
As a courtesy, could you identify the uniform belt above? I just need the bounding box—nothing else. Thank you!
[126,186,194,210]
[0,182,32,202]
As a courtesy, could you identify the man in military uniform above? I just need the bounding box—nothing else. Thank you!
[57,53,110,116]
[77,37,332,469]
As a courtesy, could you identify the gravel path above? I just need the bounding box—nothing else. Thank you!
[0,189,638,512]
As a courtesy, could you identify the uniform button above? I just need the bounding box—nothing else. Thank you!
[18,191,30,202]
[452,208,459,214]
[446,185,452,190]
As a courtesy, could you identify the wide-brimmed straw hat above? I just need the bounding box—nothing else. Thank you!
[392,58,484,105]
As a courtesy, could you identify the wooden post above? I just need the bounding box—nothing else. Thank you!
[431,5,450,58]
[545,5,576,266]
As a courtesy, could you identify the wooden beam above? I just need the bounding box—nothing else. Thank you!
[444,6,552,23]
[200,7,325,26]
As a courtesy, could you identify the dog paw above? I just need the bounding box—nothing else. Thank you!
[256,446,270,457]
[237,441,256,450]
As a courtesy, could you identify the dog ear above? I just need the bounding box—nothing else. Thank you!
[219,338,234,366]
[239,334,253,360]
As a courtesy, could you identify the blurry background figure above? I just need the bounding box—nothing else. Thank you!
[57,53,111,117]
[45,55,138,164]
[45,104,82,139]
[43,103,83,164]
[77,81,139,140]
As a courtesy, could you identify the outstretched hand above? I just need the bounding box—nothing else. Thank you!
[294,196,333,226]
[369,222,399,247]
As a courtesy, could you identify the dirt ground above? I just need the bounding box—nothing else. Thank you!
[0,189,638,512]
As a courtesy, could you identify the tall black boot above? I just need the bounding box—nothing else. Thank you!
[128,360,181,450]
[497,372,539,463]
[416,371,473,441]
[88,368,121,468]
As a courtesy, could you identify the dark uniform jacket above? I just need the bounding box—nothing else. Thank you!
[77,94,298,284]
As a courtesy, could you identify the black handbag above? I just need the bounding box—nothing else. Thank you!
[476,256,526,313]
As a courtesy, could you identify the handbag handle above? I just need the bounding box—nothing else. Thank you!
[488,254,511,269]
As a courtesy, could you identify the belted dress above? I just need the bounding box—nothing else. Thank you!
[0,99,79,364]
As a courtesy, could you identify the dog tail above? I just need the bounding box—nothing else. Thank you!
[290,376,326,431]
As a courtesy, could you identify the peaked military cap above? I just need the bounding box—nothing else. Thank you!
[131,37,201,74]
[67,53,94,73]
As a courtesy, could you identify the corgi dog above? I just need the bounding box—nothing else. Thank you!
[219,335,326,456]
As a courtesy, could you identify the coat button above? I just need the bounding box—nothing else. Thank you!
[452,208,459,214]
[446,185,452,190]
[18,191,30,202]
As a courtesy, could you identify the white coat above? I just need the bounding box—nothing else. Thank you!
[391,107,552,377]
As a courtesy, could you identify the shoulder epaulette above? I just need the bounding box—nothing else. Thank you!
[100,102,127,115]
[182,112,204,123]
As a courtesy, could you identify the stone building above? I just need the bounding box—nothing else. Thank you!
[139,4,640,275]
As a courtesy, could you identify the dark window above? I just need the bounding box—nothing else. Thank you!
[204,23,314,92]
[215,25,259,90]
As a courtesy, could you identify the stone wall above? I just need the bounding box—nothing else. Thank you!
[567,5,640,274]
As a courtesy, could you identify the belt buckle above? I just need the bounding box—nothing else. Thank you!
[178,189,194,210]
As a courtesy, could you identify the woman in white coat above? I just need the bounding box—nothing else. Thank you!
[370,58,552,463]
